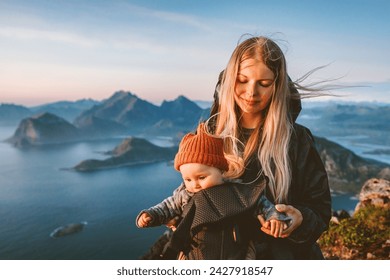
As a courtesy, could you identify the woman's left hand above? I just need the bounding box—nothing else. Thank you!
[257,204,303,238]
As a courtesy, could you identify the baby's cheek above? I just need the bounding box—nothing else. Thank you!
[202,182,214,190]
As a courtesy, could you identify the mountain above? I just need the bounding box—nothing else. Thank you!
[73,91,207,136]
[74,91,161,134]
[6,112,81,147]
[298,102,390,146]
[314,136,389,193]
[73,137,177,171]
[145,95,208,135]
[0,103,32,125]
[30,98,100,122]
[0,99,99,126]
[6,91,208,146]
[71,115,128,138]
[160,95,203,121]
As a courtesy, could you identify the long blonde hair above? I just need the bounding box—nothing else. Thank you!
[214,36,293,203]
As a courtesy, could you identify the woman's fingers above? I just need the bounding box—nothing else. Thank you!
[275,204,303,237]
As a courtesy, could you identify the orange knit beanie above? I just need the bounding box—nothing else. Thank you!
[174,123,228,171]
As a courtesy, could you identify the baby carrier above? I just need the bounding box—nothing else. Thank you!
[162,181,266,259]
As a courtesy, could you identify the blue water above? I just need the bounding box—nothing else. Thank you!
[0,126,182,260]
[0,126,385,259]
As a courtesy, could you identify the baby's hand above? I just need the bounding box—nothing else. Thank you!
[165,216,180,231]
[268,219,288,238]
[257,215,288,238]
[137,212,152,228]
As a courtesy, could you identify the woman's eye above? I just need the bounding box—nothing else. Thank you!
[258,81,273,88]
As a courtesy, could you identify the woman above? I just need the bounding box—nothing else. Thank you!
[208,36,331,259]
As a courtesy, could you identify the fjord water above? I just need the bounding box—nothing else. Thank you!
[0,126,386,259]
[0,126,182,259]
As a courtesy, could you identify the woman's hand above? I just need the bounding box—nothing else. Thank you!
[257,204,303,238]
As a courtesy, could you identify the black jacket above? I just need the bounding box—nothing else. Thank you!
[285,124,331,245]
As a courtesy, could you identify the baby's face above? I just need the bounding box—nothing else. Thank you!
[179,163,224,193]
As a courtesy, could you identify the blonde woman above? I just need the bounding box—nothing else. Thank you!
[208,36,331,259]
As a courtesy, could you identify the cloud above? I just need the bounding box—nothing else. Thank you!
[0,26,101,48]
[123,3,213,32]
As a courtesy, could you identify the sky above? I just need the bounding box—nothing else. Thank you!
[0,0,389,106]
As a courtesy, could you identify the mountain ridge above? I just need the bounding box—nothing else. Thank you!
[73,91,206,136]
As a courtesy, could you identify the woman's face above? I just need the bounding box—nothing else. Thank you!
[234,58,275,127]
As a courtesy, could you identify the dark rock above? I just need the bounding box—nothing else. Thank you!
[50,222,87,238]
[338,210,351,220]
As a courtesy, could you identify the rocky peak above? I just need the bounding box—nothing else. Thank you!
[355,178,390,212]
[160,95,201,114]
[7,112,80,147]
[74,91,160,132]
[31,112,68,123]
[109,90,137,102]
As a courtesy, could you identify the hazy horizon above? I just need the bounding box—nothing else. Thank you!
[2,90,390,109]
[1,0,389,106]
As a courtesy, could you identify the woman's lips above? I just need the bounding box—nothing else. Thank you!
[243,99,260,106]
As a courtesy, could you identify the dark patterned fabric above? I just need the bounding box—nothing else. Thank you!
[163,180,267,259]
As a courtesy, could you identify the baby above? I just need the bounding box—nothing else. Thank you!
[136,123,290,259]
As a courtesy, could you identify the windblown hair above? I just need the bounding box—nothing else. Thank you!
[214,36,293,203]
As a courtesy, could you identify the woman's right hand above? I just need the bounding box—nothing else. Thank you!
[275,204,303,238]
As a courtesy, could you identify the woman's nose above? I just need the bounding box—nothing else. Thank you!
[246,82,257,97]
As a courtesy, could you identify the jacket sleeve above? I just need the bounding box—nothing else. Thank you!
[287,124,332,244]
[135,183,192,227]
[256,195,292,223]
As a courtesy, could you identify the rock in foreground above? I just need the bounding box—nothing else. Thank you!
[319,178,390,259]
